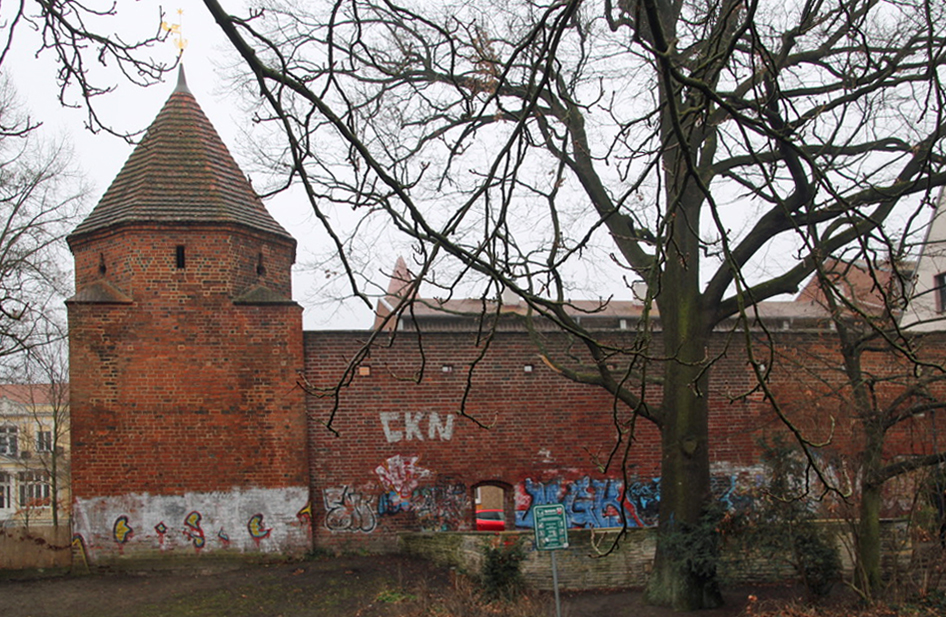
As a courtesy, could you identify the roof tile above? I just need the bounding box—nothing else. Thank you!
[69,70,291,242]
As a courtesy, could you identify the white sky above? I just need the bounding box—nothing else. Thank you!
[7,2,931,334]
[3,1,375,330]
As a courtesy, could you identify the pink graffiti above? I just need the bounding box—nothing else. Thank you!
[155,521,168,548]
[375,454,430,497]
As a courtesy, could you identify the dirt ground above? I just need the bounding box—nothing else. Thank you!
[0,554,810,617]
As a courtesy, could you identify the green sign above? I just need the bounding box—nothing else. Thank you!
[533,504,569,551]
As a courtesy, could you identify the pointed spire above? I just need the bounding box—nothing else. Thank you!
[69,72,292,245]
[374,257,417,330]
[175,64,191,94]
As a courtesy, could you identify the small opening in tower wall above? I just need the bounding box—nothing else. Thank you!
[98,253,107,275]
[175,245,186,269]
[256,252,266,277]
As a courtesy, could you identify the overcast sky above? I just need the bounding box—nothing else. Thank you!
[4,1,373,330]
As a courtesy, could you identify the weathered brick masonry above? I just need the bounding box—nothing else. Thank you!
[66,68,946,565]
[67,71,309,561]
[304,327,946,552]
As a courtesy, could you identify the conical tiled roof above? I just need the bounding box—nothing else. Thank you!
[68,67,292,243]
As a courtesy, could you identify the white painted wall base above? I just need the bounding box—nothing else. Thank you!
[72,486,311,562]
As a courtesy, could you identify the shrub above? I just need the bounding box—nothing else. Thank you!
[480,535,526,601]
[793,522,842,598]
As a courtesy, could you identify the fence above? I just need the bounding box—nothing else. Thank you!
[0,525,72,570]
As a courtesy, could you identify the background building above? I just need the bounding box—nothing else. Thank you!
[0,383,69,527]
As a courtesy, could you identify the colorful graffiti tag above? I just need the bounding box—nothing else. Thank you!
[183,511,206,549]
[515,473,756,529]
[378,482,469,531]
[154,521,168,548]
[112,515,134,544]
[296,502,312,527]
[247,513,272,545]
[412,483,467,531]
[72,534,90,569]
[323,486,377,533]
[625,478,661,527]
[515,477,634,529]
[375,454,431,497]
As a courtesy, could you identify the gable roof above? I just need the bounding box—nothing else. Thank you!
[371,257,835,332]
[68,67,292,245]
[795,258,913,315]
[0,383,66,407]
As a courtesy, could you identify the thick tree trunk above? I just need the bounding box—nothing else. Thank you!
[644,331,723,609]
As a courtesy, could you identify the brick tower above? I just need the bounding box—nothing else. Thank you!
[67,68,309,561]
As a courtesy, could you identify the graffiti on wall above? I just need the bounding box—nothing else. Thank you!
[625,478,661,527]
[379,412,455,443]
[296,502,312,527]
[73,486,311,560]
[183,511,206,550]
[371,454,469,531]
[515,477,635,529]
[377,481,469,531]
[411,483,468,531]
[154,522,168,548]
[247,513,272,547]
[515,472,758,529]
[112,515,133,544]
[72,534,89,568]
[323,486,377,533]
[375,455,431,496]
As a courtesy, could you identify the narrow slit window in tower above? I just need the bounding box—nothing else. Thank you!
[175,245,186,269]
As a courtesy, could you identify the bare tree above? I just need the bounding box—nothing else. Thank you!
[198,0,946,608]
[0,79,86,369]
[14,342,70,529]
[13,0,946,608]
[765,235,946,599]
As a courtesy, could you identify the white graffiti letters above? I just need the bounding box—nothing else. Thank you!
[428,413,454,440]
[404,412,424,441]
[379,412,402,442]
[375,454,431,496]
[379,412,455,443]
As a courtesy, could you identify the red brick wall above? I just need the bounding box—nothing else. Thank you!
[69,224,305,499]
[304,328,946,551]
[66,215,946,556]
[71,224,295,300]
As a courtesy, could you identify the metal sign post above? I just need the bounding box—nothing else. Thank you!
[533,504,569,617]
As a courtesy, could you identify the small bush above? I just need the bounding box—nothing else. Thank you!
[723,439,842,598]
[793,522,842,597]
[480,535,526,601]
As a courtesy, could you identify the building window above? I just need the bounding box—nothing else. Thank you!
[936,272,946,313]
[0,425,17,456]
[18,471,50,508]
[37,430,53,453]
[175,245,186,269]
[0,472,10,509]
